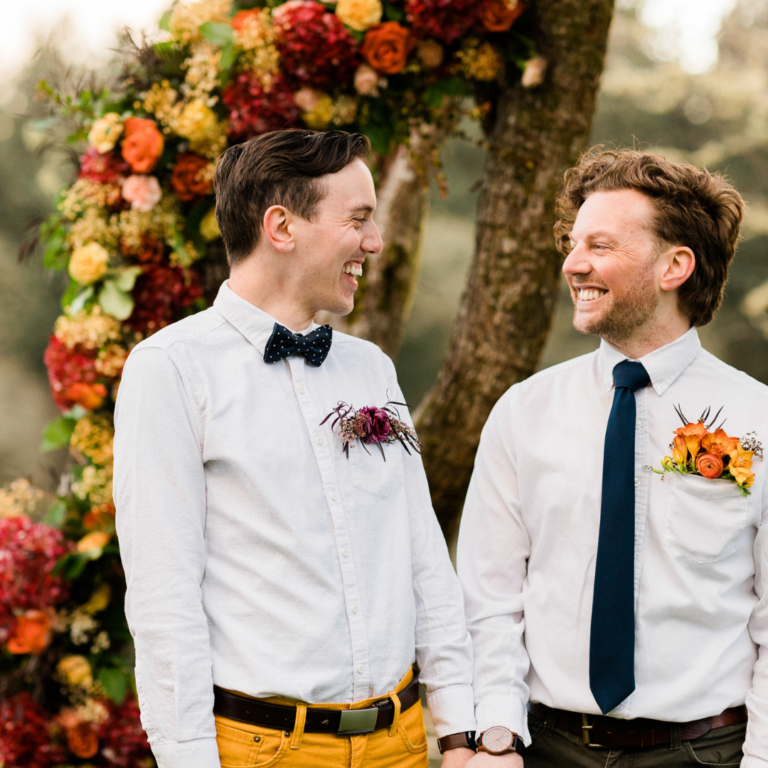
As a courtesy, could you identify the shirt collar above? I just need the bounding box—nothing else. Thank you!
[598,326,701,396]
[213,280,318,358]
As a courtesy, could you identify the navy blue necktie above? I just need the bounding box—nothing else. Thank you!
[263,323,332,367]
[589,360,651,714]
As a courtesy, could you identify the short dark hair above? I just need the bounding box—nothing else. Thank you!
[214,130,371,266]
[554,148,745,327]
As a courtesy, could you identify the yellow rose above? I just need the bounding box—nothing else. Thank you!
[69,243,109,285]
[336,0,382,31]
[200,207,221,242]
[57,655,93,688]
[173,100,219,144]
[77,531,112,554]
[87,113,123,154]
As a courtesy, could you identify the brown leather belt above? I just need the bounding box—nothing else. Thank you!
[213,675,420,736]
[529,702,747,749]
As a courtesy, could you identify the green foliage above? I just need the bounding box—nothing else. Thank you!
[98,666,129,704]
[41,414,78,452]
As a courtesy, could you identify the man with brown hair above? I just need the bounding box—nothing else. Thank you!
[458,148,768,767]
[114,130,476,768]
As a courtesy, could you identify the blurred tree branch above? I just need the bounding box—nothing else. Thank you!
[416,0,616,541]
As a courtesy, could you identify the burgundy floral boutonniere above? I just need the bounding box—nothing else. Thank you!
[320,401,421,460]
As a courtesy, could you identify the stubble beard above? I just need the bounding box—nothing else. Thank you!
[573,269,659,345]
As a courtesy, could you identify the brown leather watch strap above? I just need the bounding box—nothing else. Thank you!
[437,731,477,753]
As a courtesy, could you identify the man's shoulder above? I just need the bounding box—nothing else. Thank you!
[695,348,768,401]
[131,308,228,358]
[330,328,393,368]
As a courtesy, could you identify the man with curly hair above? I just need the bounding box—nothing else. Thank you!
[459,148,768,767]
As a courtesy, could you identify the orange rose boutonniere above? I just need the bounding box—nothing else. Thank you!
[649,405,763,496]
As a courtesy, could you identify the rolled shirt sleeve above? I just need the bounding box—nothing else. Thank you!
[114,346,220,768]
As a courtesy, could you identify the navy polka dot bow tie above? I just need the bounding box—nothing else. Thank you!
[263,323,333,367]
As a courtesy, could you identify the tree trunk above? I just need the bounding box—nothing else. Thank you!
[317,143,429,360]
[415,0,616,541]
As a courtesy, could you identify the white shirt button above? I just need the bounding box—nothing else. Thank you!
[315,434,324,445]
[634,479,641,487]
[351,604,359,614]
[297,384,306,395]
[329,491,338,501]
[357,665,364,674]
[342,548,350,557]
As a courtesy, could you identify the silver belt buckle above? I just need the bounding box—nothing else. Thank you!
[337,707,379,735]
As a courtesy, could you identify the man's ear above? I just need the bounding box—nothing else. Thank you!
[659,246,696,293]
[263,205,295,253]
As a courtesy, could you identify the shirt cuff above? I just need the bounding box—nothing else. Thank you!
[475,694,531,746]
[151,737,220,768]
[426,684,477,738]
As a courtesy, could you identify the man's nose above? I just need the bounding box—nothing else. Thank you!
[363,221,384,255]
[562,243,591,277]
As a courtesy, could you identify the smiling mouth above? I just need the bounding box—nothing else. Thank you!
[343,263,363,277]
[577,287,608,302]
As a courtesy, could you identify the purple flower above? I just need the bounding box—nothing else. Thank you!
[358,407,391,444]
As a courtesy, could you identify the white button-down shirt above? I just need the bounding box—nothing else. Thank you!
[114,281,475,768]
[457,328,768,766]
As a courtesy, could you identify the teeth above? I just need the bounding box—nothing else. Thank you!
[343,263,363,277]
[578,288,607,302]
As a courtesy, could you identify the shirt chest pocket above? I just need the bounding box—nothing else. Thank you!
[663,474,750,564]
[344,439,405,498]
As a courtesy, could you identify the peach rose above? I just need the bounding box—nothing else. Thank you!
[416,39,444,69]
[294,87,321,112]
[121,175,162,212]
[67,722,99,759]
[65,382,108,411]
[674,422,709,460]
[361,22,411,74]
[121,117,164,174]
[69,242,109,285]
[6,610,51,655]
[479,0,525,32]
[696,452,724,479]
[353,63,381,95]
[336,0,383,31]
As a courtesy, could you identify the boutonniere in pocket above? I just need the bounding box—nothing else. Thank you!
[648,405,763,496]
[320,401,420,460]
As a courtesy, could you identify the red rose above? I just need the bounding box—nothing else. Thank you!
[361,22,411,74]
[222,73,301,141]
[170,152,213,202]
[406,0,479,43]
[359,406,391,444]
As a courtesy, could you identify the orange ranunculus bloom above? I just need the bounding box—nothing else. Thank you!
[170,152,213,202]
[65,382,108,411]
[701,428,741,459]
[479,0,525,32]
[696,452,724,479]
[67,722,99,759]
[361,22,411,74]
[674,422,709,459]
[7,610,52,655]
[672,435,688,467]
[729,447,755,488]
[121,117,164,174]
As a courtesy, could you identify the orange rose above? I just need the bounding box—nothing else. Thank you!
[674,422,709,459]
[65,382,108,411]
[232,8,259,31]
[121,117,164,174]
[170,153,213,202]
[671,435,688,467]
[479,0,525,32]
[67,722,99,759]
[77,531,112,554]
[701,428,741,459]
[696,452,724,479]
[361,22,411,74]
[83,503,116,530]
[7,610,51,655]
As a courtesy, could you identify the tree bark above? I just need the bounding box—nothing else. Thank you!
[317,143,429,360]
[415,0,616,541]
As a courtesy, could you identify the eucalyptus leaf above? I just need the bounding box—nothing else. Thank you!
[113,266,143,292]
[68,286,94,315]
[159,11,172,31]
[40,416,77,453]
[219,41,236,72]
[98,280,135,321]
[99,667,128,705]
[44,501,67,527]
[199,21,234,46]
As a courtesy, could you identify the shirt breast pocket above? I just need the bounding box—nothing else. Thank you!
[345,439,405,499]
[663,474,749,564]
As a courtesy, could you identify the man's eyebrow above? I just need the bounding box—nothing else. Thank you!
[570,230,617,240]
[350,205,374,213]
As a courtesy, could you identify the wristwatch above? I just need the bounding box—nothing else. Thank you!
[436,731,477,754]
[477,726,525,756]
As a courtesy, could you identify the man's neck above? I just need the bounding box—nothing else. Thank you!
[601,315,692,360]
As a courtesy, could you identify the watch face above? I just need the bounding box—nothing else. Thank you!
[483,726,513,754]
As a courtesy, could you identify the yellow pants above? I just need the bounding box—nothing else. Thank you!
[215,668,429,768]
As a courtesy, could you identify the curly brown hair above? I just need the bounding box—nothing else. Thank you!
[554,148,744,327]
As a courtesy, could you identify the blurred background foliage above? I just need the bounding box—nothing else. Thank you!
[3,0,768,487]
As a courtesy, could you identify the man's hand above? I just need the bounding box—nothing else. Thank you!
[464,751,523,768]
[440,747,477,768]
